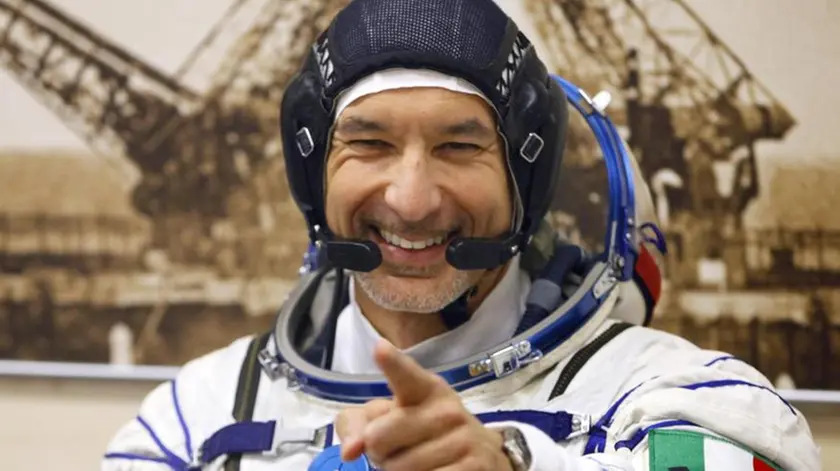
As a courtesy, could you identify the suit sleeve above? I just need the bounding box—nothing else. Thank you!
[100,380,195,471]
[101,337,254,471]
[485,353,820,471]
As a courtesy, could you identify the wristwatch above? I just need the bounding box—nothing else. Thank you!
[499,427,533,471]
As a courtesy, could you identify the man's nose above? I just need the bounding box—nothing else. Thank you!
[383,151,442,223]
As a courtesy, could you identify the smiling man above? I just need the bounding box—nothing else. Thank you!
[102,1,820,470]
[326,74,516,354]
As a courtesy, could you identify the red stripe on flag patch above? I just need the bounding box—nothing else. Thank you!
[753,456,774,471]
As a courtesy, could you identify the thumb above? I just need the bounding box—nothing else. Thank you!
[334,398,392,461]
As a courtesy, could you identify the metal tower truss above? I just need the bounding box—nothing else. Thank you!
[525,0,795,161]
[0,0,198,178]
[160,0,350,235]
[525,0,795,223]
[0,0,798,270]
[173,0,267,92]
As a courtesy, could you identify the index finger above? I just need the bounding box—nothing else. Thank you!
[373,339,442,406]
[334,398,393,461]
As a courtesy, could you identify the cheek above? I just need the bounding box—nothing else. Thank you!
[324,161,372,232]
[451,167,512,232]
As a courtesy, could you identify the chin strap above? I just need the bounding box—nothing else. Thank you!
[440,296,470,330]
[439,285,479,330]
[438,241,591,334]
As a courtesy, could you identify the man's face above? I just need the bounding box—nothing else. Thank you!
[325,87,513,313]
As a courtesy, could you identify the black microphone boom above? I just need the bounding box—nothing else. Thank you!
[319,234,521,273]
[446,234,521,271]
[322,240,383,272]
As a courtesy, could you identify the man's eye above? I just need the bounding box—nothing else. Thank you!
[440,142,481,152]
[349,139,390,149]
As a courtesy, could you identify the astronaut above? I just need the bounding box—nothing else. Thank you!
[102,0,820,470]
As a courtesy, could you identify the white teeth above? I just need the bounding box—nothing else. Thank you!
[379,229,445,250]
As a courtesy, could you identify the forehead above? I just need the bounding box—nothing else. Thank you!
[338,87,496,123]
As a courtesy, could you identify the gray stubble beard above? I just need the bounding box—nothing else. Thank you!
[352,267,475,314]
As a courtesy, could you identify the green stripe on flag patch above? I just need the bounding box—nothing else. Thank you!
[648,429,783,471]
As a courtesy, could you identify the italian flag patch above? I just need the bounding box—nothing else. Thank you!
[648,429,782,471]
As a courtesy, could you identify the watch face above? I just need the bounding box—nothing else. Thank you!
[504,427,526,447]
[502,428,531,471]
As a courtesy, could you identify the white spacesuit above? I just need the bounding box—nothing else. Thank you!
[103,307,818,471]
[102,0,820,469]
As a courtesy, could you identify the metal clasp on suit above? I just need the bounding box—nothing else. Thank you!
[469,341,543,378]
[258,349,302,390]
[592,268,617,299]
[264,427,319,457]
[566,413,593,439]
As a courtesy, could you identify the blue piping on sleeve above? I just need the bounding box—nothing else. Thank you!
[681,379,796,414]
[136,415,189,469]
[704,355,735,366]
[585,374,798,454]
[103,452,178,468]
[171,380,194,463]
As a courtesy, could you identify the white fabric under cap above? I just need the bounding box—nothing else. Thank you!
[334,68,492,119]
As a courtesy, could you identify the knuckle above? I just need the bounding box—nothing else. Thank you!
[382,456,410,471]
[452,428,474,456]
[366,398,394,416]
[334,410,352,435]
[460,455,484,471]
[478,454,500,471]
[368,398,391,409]
[362,423,392,459]
[364,441,387,466]
[434,399,467,425]
[364,427,384,450]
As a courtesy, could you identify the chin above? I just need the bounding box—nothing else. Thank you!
[353,269,472,314]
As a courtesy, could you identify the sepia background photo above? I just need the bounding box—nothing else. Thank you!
[0,0,838,391]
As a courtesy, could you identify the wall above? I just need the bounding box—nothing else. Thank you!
[0,376,837,470]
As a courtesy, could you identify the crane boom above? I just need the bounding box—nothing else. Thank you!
[157,0,351,235]
[173,0,254,89]
[0,0,297,270]
[524,0,795,220]
[0,0,198,175]
[0,0,797,273]
[526,0,794,153]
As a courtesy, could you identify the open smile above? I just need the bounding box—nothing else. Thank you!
[369,226,458,265]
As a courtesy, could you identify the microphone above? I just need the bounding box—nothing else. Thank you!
[318,232,520,272]
[445,233,521,271]
[320,239,382,272]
